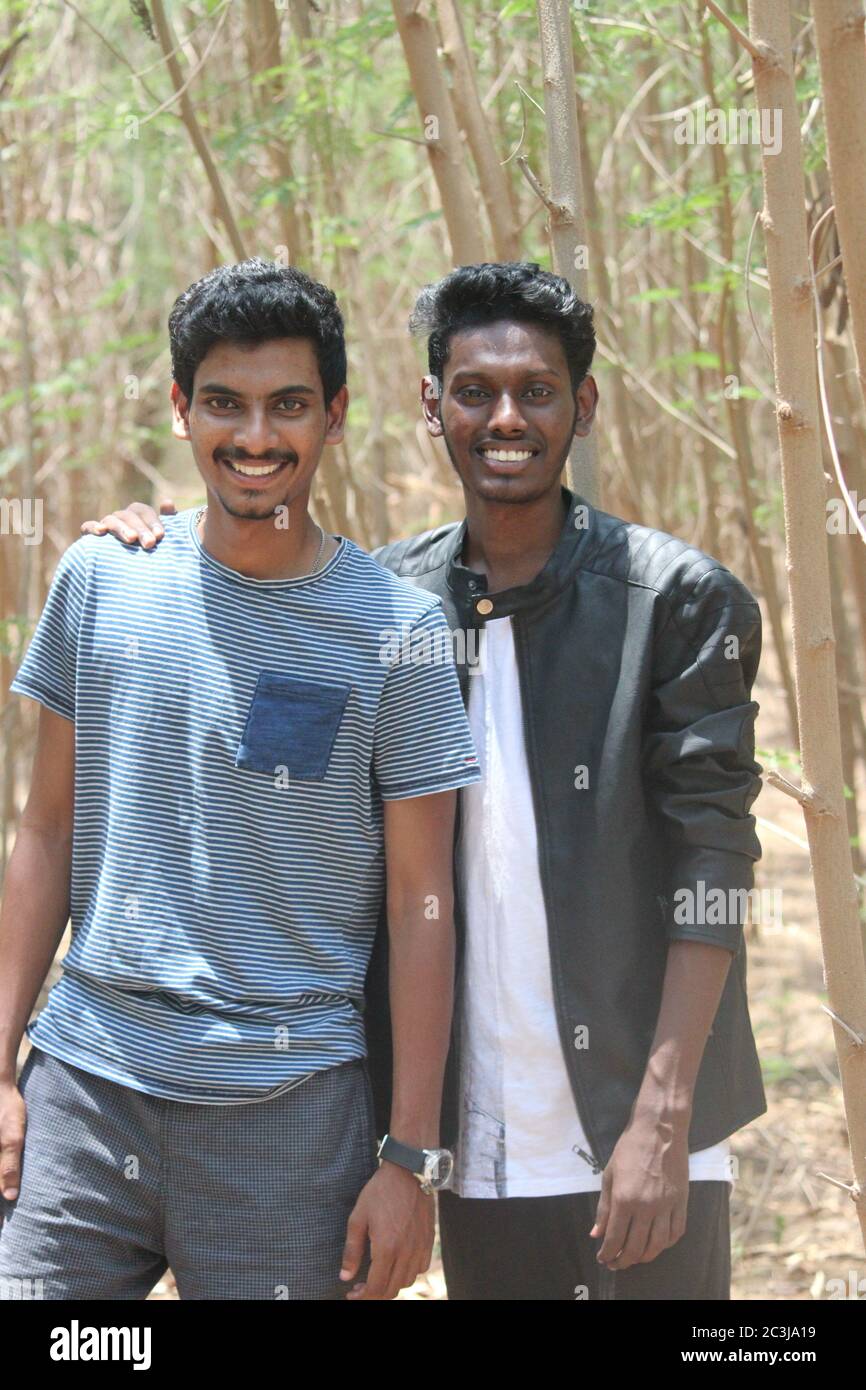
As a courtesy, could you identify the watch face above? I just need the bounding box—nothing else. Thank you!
[424,1149,454,1190]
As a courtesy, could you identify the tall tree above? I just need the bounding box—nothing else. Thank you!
[533,0,598,501]
[735,0,866,1248]
[149,0,247,260]
[812,1,866,419]
[435,0,520,261]
[391,0,486,265]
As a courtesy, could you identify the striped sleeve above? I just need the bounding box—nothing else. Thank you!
[10,541,88,721]
[373,604,480,800]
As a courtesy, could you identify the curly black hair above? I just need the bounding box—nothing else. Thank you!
[168,259,346,405]
[409,262,595,393]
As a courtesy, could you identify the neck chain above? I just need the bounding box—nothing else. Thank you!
[194,506,329,576]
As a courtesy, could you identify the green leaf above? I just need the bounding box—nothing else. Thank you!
[689,272,742,294]
[627,287,681,304]
[399,210,443,231]
[655,350,721,371]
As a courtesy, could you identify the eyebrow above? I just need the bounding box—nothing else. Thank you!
[448,366,563,383]
[196,382,317,397]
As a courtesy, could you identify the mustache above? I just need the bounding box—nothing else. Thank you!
[215,447,297,465]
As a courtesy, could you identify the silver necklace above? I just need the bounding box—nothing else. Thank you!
[308,522,327,573]
[195,507,329,575]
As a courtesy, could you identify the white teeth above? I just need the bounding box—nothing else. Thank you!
[230,460,282,476]
[481,449,534,462]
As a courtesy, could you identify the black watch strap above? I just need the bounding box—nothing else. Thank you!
[378,1134,426,1175]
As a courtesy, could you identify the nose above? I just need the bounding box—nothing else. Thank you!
[487,391,528,435]
[232,405,281,456]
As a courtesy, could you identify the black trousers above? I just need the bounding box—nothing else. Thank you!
[438,1181,731,1301]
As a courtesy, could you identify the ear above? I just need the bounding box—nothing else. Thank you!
[324,384,349,445]
[571,375,599,439]
[170,382,192,443]
[421,375,443,438]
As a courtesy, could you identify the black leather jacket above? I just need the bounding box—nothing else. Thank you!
[364,488,767,1166]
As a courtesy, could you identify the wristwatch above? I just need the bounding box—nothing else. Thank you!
[377,1134,455,1194]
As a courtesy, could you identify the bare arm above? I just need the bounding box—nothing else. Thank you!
[341,787,457,1301]
[384,788,456,1148]
[0,704,75,1198]
[633,939,733,1119]
[592,940,733,1270]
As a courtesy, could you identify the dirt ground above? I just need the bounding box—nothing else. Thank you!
[15,636,865,1303]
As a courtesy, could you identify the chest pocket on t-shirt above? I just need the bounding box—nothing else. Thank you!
[235,673,351,781]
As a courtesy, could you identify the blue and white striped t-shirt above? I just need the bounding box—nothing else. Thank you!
[12,509,480,1103]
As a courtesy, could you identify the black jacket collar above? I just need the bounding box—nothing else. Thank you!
[445,486,593,618]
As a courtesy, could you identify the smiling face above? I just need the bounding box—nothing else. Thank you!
[170,337,348,521]
[422,320,597,504]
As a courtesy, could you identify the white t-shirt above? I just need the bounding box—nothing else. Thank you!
[451,616,732,1199]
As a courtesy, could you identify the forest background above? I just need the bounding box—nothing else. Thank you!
[2,0,866,1300]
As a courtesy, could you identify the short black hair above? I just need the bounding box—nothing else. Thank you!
[409,262,595,392]
[168,258,347,404]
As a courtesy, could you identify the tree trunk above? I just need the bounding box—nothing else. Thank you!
[576,105,642,520]
[813,2,866,416]
[716,283,800,745]
[745,0,866,1249]
[391,0,486,266]
[0,153,37,877]
[534,0,598,503]
[150,0,247,261]
[698,7,799,744]
[245,0,307,265]
[435,0,520,261]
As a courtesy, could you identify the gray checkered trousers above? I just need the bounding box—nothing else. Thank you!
[0,1046,378,1300]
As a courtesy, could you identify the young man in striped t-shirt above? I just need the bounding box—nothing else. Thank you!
[0,260,480,1301]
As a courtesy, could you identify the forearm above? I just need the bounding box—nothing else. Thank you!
[386,887,455,1149]
[0,826,72,1080]
[632,938,734,1126]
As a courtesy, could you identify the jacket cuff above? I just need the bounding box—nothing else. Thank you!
[664,846,760,951]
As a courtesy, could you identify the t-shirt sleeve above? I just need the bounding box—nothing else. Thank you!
[10,542,88,721]
[373,604,481,800]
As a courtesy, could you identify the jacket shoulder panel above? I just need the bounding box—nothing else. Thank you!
[370,521,462,577]
[586,508,758,612]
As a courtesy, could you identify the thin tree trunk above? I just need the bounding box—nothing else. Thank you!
[742,0,866,1249]
[150,0,247,261]
[679,173,720,557]
[828,502,863,875]
[345,248,389,547]
[534,0,598,502]
[246,0,307,265]
[813,2,866,416]
[824,337,866,663]
[700,4,799,745]
[490,19,523,239]
[716,287,801,745]
[0,153,37,877]
[576,93,642,519]
[435,0,520,260]
[391,0,486,266]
